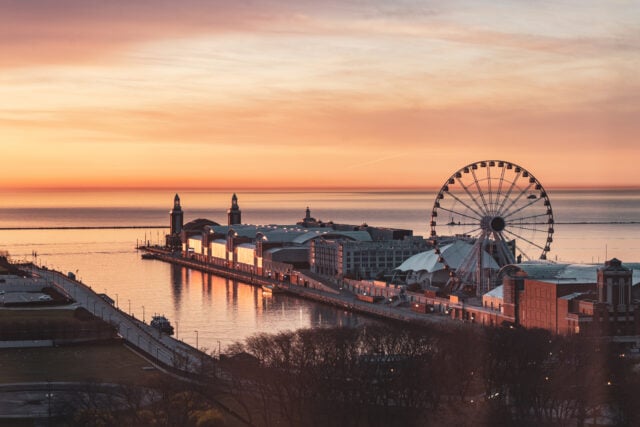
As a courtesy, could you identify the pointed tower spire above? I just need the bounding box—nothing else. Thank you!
[228,193,242,225]
[170,193,184,235]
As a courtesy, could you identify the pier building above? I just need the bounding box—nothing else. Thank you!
[170,194,423,281]
[472,260,640,338]
[311,236,430,280]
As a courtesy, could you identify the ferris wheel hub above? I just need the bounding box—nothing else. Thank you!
[480,216,506,232]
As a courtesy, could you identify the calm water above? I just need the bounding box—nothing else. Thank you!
[1,189,639,350]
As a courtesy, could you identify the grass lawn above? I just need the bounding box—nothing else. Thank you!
[0,308,78,322]
[0,341,162,384]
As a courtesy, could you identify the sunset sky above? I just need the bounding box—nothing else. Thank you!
[1,0,638,190]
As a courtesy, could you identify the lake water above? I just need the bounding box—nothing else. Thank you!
[0,189,639,351]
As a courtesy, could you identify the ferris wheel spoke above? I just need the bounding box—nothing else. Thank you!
[503,229,546,253]
[456,225,484,237]
[502,193,542,219]
[437,206,483,224]
[499,182,533,218]
[496,172,522,214]
[493,165,507,216]
[442,191,486,220]
[470,168,491,215]
[506,212,550,222]
[487,165,494,215]
[455,177,489,217]
[505,223,548,234]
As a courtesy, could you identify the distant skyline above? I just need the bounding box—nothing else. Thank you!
[1,1,639,190]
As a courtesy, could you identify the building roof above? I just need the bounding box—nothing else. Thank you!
[292,230,373,244]
[559,291,589,301]
[395,239,500,273]
[184,218,220,231]
[258,230,309,243]
[484,284,503,300]
[265,247,309,255]
[500,261,640,285]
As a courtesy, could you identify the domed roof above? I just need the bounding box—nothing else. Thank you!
[183,218,220,231]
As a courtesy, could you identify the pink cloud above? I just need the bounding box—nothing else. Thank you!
[0,0,296,67]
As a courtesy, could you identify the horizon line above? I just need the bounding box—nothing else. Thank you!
[2,184,640,192]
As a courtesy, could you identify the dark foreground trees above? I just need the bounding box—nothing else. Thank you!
[49,323,640,427]
[219,324,640,427]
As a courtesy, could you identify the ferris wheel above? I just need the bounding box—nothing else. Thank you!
[430,160,554,295]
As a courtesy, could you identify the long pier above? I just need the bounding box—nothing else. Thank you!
[140,247,451,326]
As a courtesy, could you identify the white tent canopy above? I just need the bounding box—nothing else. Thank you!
[396,239,500,274]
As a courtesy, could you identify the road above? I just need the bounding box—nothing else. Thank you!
[29,266,206,375]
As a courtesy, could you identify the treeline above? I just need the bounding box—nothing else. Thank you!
[47,324,640,427]
[216,324,640,427]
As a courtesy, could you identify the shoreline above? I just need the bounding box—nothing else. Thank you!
[140,246,455,327]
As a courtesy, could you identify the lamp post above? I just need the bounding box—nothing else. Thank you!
[128,299,131,315]
[142,305,145,323]
[176,321,179,339]
[195,330,199,349]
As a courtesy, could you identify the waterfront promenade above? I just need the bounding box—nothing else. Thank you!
[140,247,454,326]
[28,265,207,375]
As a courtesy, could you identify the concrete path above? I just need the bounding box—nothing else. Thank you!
[29,266,207,374]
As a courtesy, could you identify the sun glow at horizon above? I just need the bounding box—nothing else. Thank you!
[1,1,638,190]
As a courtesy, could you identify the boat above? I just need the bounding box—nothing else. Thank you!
[150,315,174,335]
[527,194,537,199]
[141,252,158,260]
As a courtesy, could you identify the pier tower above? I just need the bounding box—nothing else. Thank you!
[170,194,184,235]
[228,193,242,225]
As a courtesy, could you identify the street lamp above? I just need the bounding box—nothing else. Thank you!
[142,305,145,323]
[195,330,199,349]
[176,321,179,339]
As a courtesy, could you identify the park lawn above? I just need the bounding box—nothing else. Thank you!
[0,342,162,384]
